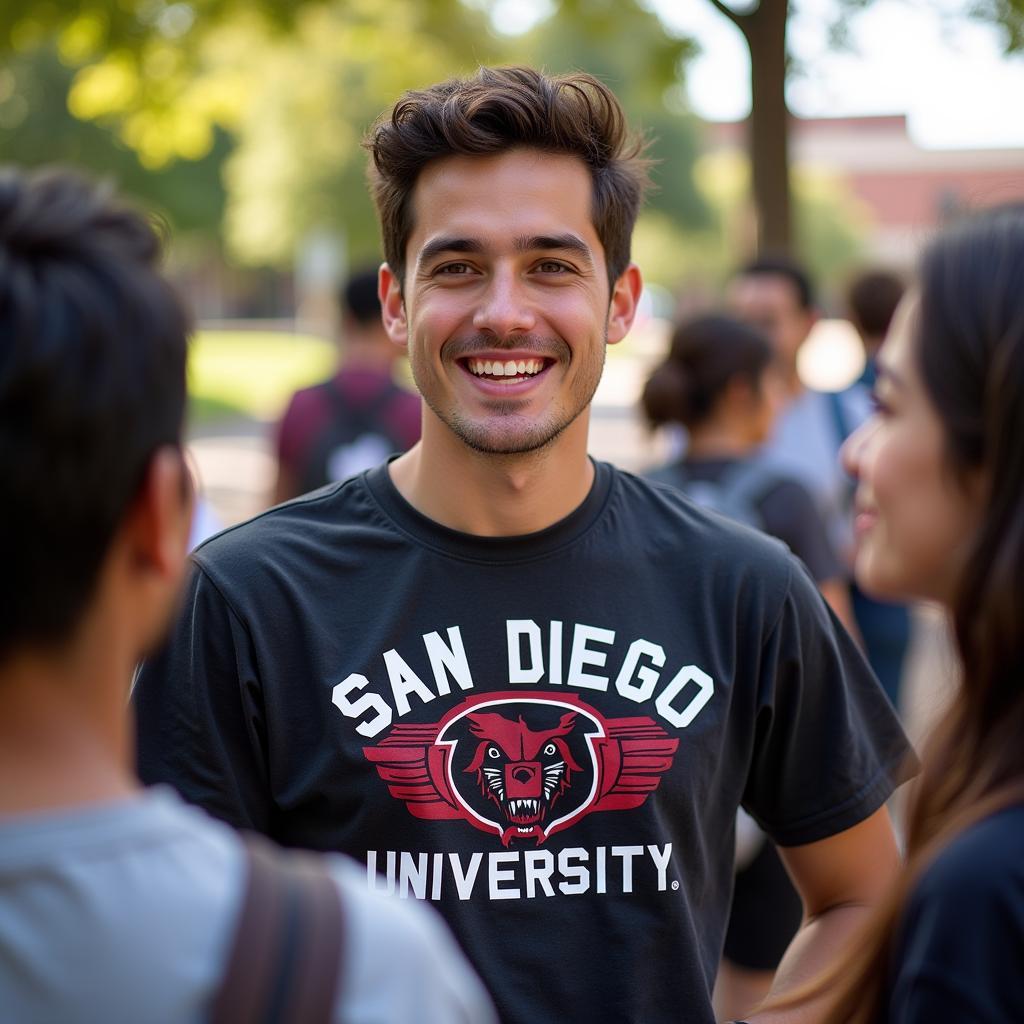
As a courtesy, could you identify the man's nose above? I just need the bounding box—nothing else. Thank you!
[473,270,537,338]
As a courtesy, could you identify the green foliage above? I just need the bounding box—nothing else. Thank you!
[511,0,710,232]
[0,42,226,235]
[217,1,501,266]
[4,0,711,271]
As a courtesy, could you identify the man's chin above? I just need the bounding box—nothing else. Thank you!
[448,414,570,457]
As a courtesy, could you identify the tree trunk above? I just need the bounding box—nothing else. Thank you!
[740,0,792,254]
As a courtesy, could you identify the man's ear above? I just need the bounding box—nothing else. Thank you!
[379,262,409,347]
[125,446,193,582]
[607,263,643,346]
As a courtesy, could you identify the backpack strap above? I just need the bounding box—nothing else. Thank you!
[209,833,345,1024]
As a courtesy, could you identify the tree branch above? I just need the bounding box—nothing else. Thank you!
[705,0,749,31]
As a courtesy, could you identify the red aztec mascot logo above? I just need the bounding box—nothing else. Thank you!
[364,693,679,846]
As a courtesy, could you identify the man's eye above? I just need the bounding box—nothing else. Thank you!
[536,261,569,274]
[437,262,473,275]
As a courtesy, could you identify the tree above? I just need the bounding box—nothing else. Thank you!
[513,0,710,236]
[705,0,792,255]
[704,0,1024,257]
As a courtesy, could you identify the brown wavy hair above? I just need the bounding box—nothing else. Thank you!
[364,65,651,291]
[772,203,1024,1021]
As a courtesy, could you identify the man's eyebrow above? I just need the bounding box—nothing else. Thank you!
[514,234,594,267]
[416,237,485,267]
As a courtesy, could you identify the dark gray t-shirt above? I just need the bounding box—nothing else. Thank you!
[135,461,912,1024]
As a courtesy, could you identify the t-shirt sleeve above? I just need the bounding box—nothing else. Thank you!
[133,562,273,832]
[742,560,914,846]
[758,479,843,584]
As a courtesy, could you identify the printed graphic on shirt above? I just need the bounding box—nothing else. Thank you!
[364,692,679,847]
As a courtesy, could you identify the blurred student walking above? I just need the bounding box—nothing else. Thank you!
[782,202,1024,1021]
[0,167,493,1024]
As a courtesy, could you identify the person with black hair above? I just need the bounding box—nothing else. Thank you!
[774,203,1024,1022]
[272,266,421,503]
[0,166,493,1024]
[642,314,848,1020]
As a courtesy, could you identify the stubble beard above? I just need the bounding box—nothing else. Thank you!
[413,332,607,456]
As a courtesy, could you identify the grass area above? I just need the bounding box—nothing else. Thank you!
[187,330,335,425]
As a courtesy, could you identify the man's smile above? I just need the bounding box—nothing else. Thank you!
[458,353,557,389]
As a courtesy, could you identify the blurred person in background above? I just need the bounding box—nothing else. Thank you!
[833,270,912,707]
[782,203,1024,1021]
[728,258,851,569]
[641,313,852,1019]
[0,167,493,1024]
[272,267,421,503]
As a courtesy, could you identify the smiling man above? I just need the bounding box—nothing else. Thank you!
[135,67,914,1024]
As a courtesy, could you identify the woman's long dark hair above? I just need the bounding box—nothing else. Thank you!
[778,203,1024,1022]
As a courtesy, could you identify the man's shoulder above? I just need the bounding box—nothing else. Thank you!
[614,464,794,569]
[192,473,388,580]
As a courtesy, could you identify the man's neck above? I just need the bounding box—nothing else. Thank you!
[0,640,138,818]
[389,411,595,536]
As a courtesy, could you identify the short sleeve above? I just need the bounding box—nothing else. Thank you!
[758,479,843,584]
[133,563,273,832]
[742,561,913,846]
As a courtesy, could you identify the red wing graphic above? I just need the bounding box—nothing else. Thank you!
[592,717,680,813]
[363,723,461,820]
[364,700,680,839]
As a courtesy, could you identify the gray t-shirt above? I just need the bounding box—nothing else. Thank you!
[0,788,495,1023]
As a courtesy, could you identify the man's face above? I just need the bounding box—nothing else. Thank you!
[380,148,639,455]
[728,273,815,371]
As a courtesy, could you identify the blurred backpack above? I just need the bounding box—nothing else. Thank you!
[299,380,407,492]
[645,459,784,532]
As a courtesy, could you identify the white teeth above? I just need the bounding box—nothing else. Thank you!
[468,358,544,378]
